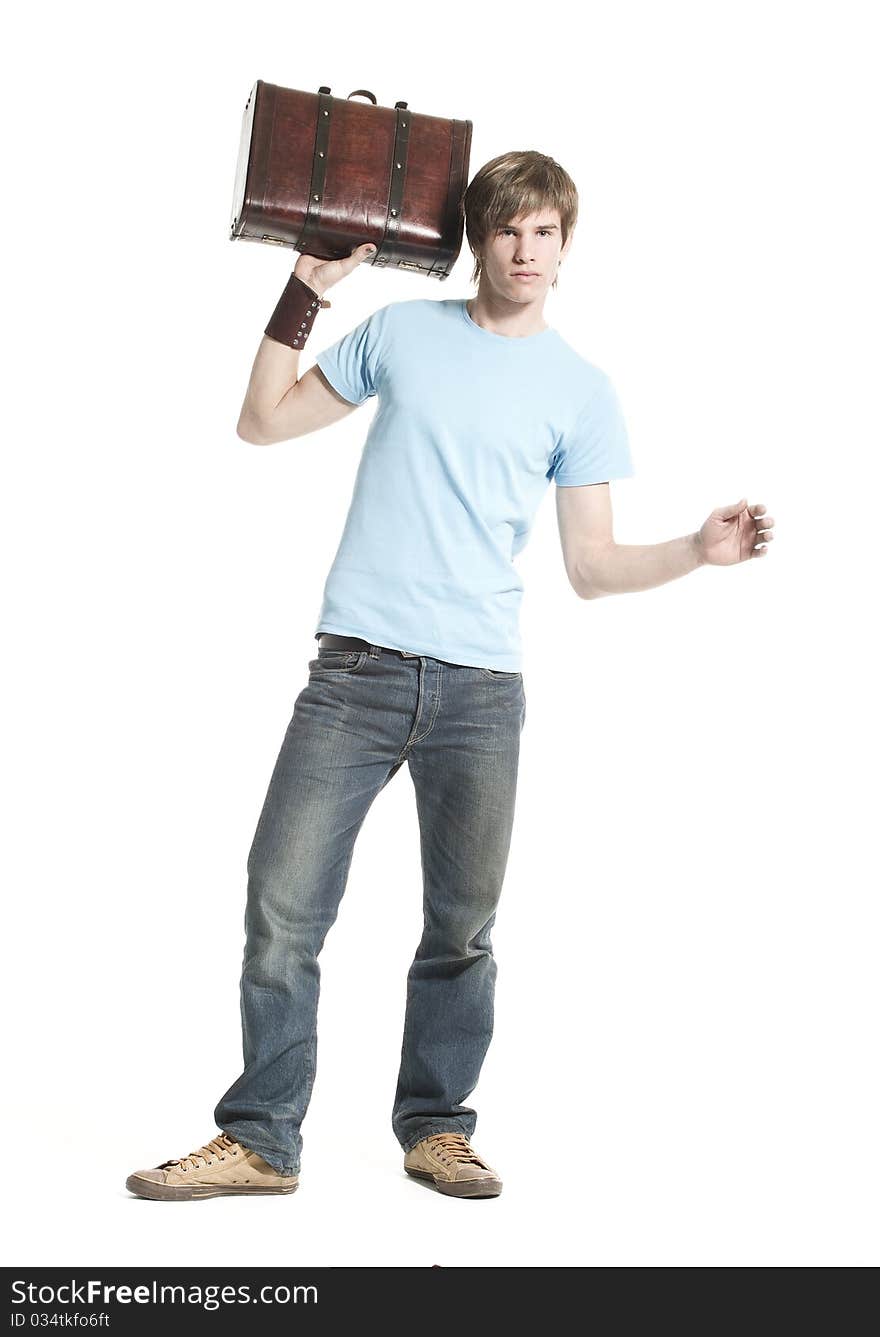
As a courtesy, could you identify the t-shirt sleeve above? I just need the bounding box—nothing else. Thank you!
[314,304,390,406]
[548,373,635,486]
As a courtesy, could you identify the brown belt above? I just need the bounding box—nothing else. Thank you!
[317,633,418,658]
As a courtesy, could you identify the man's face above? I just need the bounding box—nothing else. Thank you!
[479,207,571,303]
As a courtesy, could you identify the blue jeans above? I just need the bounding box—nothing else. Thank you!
[213,640,526,1175]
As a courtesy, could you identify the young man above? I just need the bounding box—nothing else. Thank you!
[126,152,774,1202]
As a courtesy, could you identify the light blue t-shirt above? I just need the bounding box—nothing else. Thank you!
[313,297,634,671]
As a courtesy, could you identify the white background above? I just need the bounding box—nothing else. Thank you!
[4,0,877,1268]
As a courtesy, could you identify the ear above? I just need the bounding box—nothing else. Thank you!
[559,228,575,262]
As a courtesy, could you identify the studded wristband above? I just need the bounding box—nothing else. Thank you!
[264,273,324,350]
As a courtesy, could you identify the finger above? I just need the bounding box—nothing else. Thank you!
[751,544,769,557]
[749,503,766,517]
[755,515,774,532]
[715,497,748,519]
[349,242,376,266]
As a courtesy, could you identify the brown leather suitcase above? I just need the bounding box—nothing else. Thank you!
[230,81,472,282]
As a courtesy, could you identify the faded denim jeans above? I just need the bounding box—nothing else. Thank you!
[213,640,526,1175]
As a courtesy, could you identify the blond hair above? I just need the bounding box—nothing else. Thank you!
[462,150,579,290]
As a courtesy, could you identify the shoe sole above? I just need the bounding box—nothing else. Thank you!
[404,1166,502,1198]
[125,1174,299,1201]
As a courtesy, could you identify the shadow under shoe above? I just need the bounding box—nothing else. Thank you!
[126,1131,299,1201]
[404,1132,503,1198]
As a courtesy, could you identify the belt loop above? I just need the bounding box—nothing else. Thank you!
[369,643,381,658]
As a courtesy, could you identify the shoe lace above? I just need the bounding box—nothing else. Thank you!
[425,1133,489,1169]
[159,1132,239,1172]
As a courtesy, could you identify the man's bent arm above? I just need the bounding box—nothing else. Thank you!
[237,336,303,442]
[238,243,376,444]
[577,533,705,599]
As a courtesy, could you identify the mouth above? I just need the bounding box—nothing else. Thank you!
[511,273,539,280]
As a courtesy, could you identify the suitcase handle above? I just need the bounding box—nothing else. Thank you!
[318,87,409,110]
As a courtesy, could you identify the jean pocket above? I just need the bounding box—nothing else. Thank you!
[479,667,522,681]
[308,649,368,674]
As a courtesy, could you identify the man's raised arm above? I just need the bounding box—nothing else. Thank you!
[237,242,376,446]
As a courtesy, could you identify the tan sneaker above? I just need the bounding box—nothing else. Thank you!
[404,1132,503,1198]
[126,1131,299,1201]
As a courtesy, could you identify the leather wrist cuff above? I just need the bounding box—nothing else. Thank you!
[264,273,323,350]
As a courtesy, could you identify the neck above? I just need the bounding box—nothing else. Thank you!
[466,284,549,338]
